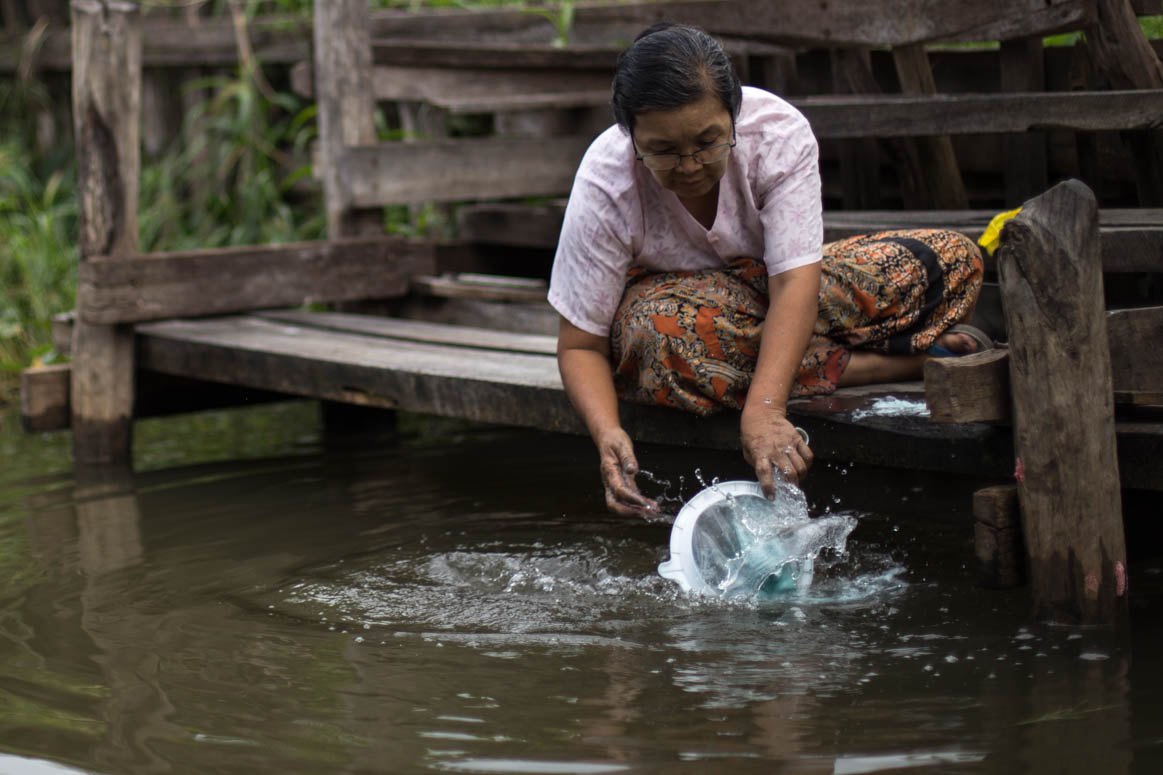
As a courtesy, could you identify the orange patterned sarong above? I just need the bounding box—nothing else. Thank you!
[610,229,983,415]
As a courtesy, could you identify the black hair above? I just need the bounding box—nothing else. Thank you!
[611,22,743,135]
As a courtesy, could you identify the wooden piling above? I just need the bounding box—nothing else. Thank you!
[973,485,1024,589]
[312,0,379,239]
[891,43,969,210]
[996,179,1128,627]
[1087,0,1163,205]
[69,0,141,465]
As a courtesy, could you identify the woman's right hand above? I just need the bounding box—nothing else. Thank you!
[596,427,659,517]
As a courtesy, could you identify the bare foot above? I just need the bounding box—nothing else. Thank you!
[934,331,979,354]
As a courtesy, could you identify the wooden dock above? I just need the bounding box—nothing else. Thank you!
[16,0,1163,628]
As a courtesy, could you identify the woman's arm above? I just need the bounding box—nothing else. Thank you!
[740,262,820,498]
[557,317,660,517]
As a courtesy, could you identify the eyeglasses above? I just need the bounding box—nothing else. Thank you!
[635,140,736,171]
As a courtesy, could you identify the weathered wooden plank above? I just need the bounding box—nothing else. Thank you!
[974,485,1024,589]
[371,40,621,71]
[997,179,1126,627]
[411,274,548,304]
[253,310,557,356]
[796,89,1163,139]
[1107,305,1163,393]
[21,364,71,432]
[314,0,380,238]
[77,237,435,325]
[69,0,140,466]
[1000,37,1049,205]
[923,348,1012,423]
[135,315,585,434]
[925,305,1163,423]
[20,364,290,432]
[340,136,593,207]
[456,202,1163,273]
[891,43,969,209]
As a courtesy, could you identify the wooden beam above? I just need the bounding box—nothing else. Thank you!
[997,179,1127,627]
[77,237,435,325]
[974,485,1025,589]
[3,1,1113,74]
[924,348,1012,423]
[1088,0,1163,205]
[371,40,620,70]
[20,364,290,432]
[313,0,379,238]
[796,89,1163,139]
[926,305,1163,423]
[340,136,593,207]
[891,44,968,209]
[1000,37,1048,206]
[21,364,71,432]
[1107,305,1163,394]
[69,0,140,466]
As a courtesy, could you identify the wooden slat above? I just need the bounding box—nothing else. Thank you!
[340,136,593,207]
[135,315,583,434]
[16,0,1162,75]
[371,40,621,71]
[411,274,548,304]
[253,310,557,355]
[78,237,435,325]
[19,365,290,432]
[925,306,1163,423]
[455,202,1163,273]
[1107,306,1163,393]
[795,90,1163,139]
[21,365,71,433]
[923,348,1012,423]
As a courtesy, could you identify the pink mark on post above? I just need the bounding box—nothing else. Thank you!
[1116,561,1128,597]
[1014,458,1025,484]
[1085,571,1100,599]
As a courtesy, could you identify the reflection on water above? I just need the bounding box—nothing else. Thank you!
[0,402,1161,774]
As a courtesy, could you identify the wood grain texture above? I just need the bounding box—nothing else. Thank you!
[924,348,1012,423]
[796,89,1163,138]
[69,0,140,465]
[77,238,434,324]
[313,0,379,237]
[1106,305,1163,393]
[891,43,968,209]
[340,136,593,207]
[455,203,1163,272]
[974,485,1024,589]
[997,178,1127,627]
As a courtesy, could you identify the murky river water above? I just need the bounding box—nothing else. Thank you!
[1,402,1161,774]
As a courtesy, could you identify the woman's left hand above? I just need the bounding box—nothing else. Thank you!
[740,405,813,499]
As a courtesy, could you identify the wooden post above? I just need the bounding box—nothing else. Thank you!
[830,48,882,209]
[973,485,1024,589]
[996,179,1128,627]
[313,0,380,239]
[1000,37,1048,206]
[70,0,141,465]
[891,44,969,209]
[1087,0,1163,205]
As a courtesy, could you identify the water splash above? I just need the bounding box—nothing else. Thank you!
[682,478,858,602]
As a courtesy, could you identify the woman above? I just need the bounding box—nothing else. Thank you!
[549,23,984,516]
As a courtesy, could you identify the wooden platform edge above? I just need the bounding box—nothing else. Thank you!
[79,237,436,325]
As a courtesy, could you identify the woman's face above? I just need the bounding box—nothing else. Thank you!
[632,92,733,200]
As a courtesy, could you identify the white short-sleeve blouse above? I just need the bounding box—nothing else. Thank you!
[547,86,823,337]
